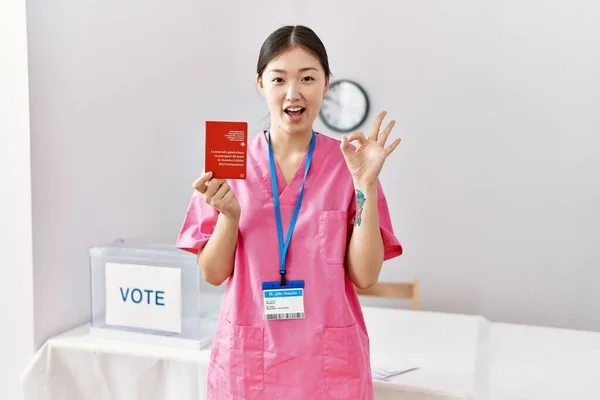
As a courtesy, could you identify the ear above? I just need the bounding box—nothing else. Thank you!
[322,76,330,97]
[256,74,265,97]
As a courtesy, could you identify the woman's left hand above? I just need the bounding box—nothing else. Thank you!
[340,110,401,187]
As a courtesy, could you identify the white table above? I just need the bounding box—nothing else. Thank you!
[21,306,488,400]
[364,307,490,399]
[489,322,600,400]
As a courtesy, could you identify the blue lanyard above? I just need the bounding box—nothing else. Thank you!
[267,130,316,286]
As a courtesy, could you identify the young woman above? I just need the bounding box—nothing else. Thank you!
[177,25,403,400]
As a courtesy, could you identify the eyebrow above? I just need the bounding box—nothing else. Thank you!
[268,67,319,74]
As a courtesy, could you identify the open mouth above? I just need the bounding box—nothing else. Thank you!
[284,106,306,117]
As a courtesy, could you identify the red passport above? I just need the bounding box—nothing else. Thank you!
[204,121,248,179]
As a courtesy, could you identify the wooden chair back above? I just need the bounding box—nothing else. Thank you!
[355,280,420,310]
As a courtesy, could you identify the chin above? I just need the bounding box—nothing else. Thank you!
[285,119,315,134]
[278,121,308,135]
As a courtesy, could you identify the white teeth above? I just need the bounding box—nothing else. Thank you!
[286,107,303,112]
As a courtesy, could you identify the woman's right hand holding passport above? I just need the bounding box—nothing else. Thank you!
[193,171,241,222]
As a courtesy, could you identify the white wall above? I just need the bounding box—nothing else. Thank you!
[0,0,34,398]
[25,0,302,349]
[304,0,600,330]
[24,0,600,368]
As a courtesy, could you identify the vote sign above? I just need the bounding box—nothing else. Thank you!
[105,262,182,333]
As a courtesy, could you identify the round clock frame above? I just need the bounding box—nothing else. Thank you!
[319,79,370,133]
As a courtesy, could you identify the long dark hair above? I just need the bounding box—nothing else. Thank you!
[256,25,331,79]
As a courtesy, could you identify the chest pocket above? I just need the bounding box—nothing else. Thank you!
[318,210,349,265]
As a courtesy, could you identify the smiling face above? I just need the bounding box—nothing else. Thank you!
[257,46,329,137]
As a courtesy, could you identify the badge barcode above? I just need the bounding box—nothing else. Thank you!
[266,312,305,320]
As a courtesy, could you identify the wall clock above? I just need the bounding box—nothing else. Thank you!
[320,79,370,133]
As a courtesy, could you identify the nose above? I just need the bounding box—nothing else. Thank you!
[286,82,301,102]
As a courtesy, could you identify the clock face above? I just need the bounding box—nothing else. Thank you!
[320,79,369,133]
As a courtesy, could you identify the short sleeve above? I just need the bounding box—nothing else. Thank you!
[176,190,219,255]
[348,180,403,261]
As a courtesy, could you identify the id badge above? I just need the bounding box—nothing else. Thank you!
[262,280,305,320]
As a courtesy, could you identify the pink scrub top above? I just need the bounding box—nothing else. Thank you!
[177,131,402,400]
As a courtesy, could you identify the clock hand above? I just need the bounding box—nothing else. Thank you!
[324,96,341,107]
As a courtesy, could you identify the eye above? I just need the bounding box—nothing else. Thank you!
[272,77,284,83]
[302,76,315,82]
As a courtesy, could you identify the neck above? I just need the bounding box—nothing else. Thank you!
[267,125,313,157]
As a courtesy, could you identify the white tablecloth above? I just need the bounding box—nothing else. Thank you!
[489,322,600,400]
[21,306,488,400]
[364,307,490,399]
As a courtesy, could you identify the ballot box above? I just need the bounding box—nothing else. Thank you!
[89,238,223,349]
